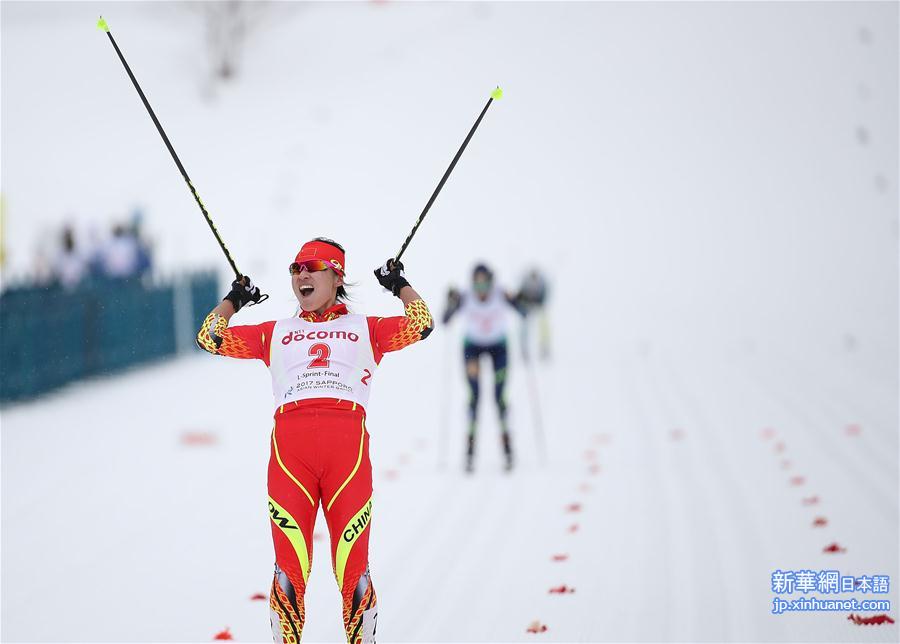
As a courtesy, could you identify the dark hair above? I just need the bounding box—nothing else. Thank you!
[310,236,352,301]
[472,262,493,282]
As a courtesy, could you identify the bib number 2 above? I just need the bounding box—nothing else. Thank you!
[307,343,331,369]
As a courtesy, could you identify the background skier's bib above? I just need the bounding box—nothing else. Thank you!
[462,287,509,345]
[269,314,377,410]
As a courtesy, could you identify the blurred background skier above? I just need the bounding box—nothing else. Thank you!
[443,263,525,473]
[514,268,551,363]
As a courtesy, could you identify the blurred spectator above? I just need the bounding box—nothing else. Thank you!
[128,208,153,276]
[53,225,87,290]
[84,223,106,279]
[20,210,154,289]
[99,213,152,280]
[101,223,141,278]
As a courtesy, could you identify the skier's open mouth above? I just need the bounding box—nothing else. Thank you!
[298,285,315,297]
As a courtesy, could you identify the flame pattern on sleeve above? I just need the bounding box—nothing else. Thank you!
[383,299,434,353]
[196,312,259,359]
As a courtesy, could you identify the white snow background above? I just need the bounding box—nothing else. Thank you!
[1,2,898,643]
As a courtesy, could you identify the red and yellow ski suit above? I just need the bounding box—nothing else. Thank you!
[197,300,433,643]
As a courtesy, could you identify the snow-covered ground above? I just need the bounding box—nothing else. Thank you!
[2,2,898,642]
[2,338,897,642]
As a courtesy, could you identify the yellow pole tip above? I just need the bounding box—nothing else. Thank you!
[490,87,503,100]
[97,17,109,32]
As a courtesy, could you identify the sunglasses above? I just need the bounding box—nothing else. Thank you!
[289,259,331,275]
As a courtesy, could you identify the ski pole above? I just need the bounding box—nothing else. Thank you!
[437,327,453,470]
[97,17,266,303]
[394,87,503,263]
[524,358,548,466]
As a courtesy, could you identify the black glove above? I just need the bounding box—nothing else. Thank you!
[224,275,261,312]
[374,259,410,297]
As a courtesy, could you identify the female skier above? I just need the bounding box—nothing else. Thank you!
[196,238,433,643]
[443,263,524,473]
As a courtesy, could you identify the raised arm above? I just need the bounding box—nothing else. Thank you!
[370,259,435,357]
[196,276,271,361]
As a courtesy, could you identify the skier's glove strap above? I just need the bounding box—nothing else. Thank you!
[224,275,261,312]
[374,259,411,297]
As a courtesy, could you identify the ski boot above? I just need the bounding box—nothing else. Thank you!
[465,430,476,473]
[502,430,514,472]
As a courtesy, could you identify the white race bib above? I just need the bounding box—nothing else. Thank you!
[462,287,509,345]
[268,314,377,410]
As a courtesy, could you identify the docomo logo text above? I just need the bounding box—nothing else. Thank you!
[282,329,360,345]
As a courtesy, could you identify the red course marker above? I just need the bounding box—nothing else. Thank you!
[250,592,266,601]
[848,613,894,625]
[568,524,579,534]
[823,542,847,554]
[812,517,828,528]
[213,627,233,640]
[761,427,776,440]
[548,585,575,594]
[526,620,549,633]
[774,441,786,453]
[565,503,582,513]
[551,554,569,562]
[802,496,820,506]
[845,424,862,436]
[181,431,218,446]
[790,476,805,487]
